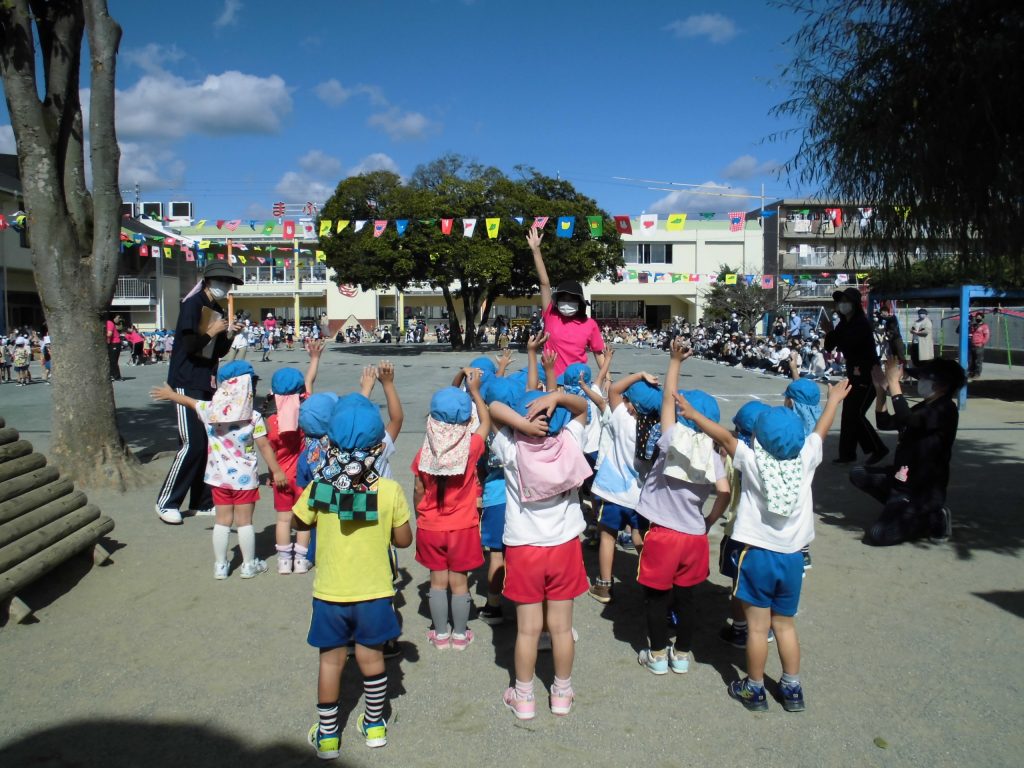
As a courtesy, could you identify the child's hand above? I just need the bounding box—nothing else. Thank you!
[495,348,514,371]
[526,226,544,250]
[466,369,482,393]
[150,383,173,401]
[541,349,557,371]
[828,379,853,403]
[360,365,378,392]
[578,371,589,389]
[378,361,395,384]
[670,337,692,362]
[272,470,289,490]
[306,338,326,358]
[673,391,696,422]
[524,391,560,421]
[640,371,660,386]
[527,332,549,353]
[461,366,482,381]
[517,415,549,438]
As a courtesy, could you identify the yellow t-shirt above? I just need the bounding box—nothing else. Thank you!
[292,478,410,603]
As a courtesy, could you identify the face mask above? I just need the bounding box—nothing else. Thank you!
[837,301,852,316]
[208,280,231,299]
[557,301,579,316]
[918,379,934,398]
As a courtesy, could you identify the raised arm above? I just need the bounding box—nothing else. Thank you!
[524,390,588,425]
[813,380,852,441]
[579,374,608,414]
[526,332,548,391]
[541,349,559,392]
[675,392,737,457]
[596,346,614,392]
[466,369,491,439]
[489,401,549,438]
[378,361,404,442]
[662,338,692,432]
[608,370,658,411]
[304,338,326,393]
[495,348,514,377]
[359,364,377,398]
[150,382,199,411]
[527,227,552,311]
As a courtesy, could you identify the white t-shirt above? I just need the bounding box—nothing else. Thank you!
[582,385,605,455]
[231,332,247,349]
[195,403,268,491]
[376,433,397,479]
[591,403,643,509]
[491,420,587,547]
[729,433,822,554]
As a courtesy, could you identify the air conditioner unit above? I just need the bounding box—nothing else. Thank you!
[141,201,163,220]
[168,201,193,221]
[120,202,136,219]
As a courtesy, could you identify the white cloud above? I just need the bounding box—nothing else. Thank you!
[114,71,292,140]
[347,153,399,176]
[314,79,352,107]
[367,108,435,141]
[122,43,185,76]
[665,13,738,44]
[648,182,750,215]
[118,141,186,188]
[0,125,15,154]
[214,0,243,28]
[275,171,335,205]
[298,149,342,176]
[721,154,780,180]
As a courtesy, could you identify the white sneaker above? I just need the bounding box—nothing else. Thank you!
[214,561,230,580]
[277,554,293,574]
[239,559,268,579]
[293,556,310,574]
[191,507,216,517]
[538,627,578,652]
[156,505,183,525]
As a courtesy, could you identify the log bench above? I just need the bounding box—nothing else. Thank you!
[0,418,115,624]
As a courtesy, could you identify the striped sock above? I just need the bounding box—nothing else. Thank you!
[363,672,387,723]
[515,679,534,700]
[553,675,572,695]
[317,702,339,735]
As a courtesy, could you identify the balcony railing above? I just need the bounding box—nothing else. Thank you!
[789,283,863,299]
[114,275,154,300]
[238,265,329,285]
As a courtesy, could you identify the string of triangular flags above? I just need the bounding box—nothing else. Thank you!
[616,270,871,289]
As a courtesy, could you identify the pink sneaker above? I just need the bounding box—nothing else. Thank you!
[427,629,451,650]
[502,687,536,721]
[550,686,574,716]
[451,629,474,651]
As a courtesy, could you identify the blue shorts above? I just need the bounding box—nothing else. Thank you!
[719,535,744,580]
[481,503,506,551]
[307,597,400,649]
[733,545,804,617]
[595,498,641,533]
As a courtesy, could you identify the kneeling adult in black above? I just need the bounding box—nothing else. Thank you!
[852,358,965,546]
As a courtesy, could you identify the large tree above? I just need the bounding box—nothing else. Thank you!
[701,266,781,332]
[773,0,1024,285]
[320,156,623,349]
[1,0,141,488]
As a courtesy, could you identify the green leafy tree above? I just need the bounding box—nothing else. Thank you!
[319,156,623,349]
[773,0,1024,285]
[701,266,777,332]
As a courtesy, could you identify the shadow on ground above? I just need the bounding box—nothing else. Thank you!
[973,590,1024,620]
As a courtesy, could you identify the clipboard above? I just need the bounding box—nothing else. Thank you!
[198,306,223,359]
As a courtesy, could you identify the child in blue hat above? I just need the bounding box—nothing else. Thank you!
[634,339,732,675]
[676,379,850,714]
[151,361,290,580]
[291,393,413,755]
[359,360,406,480]
[412,377,491,651]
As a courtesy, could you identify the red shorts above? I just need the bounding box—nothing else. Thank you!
[273,481,302,512]
[212,487,260,506]
[637,524,710,590]
[503,538,589,604]
[415,526,484,572]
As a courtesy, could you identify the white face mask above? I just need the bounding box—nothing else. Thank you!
[557,300,579,317]
[918,379,934,398]
[208,280,231,299]
[837,301,853,316]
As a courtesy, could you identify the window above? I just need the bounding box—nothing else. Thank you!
[617,300,644,319]
[623,243,673,264]
[592,300,616,318]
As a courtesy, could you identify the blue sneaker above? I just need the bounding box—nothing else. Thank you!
[637,648,669,675]
[617,530,636,552]
[780,682,806,712]
[307,725,340,760]
[668,646,689,674]
[728,678,768,712]
[357,713,387,748]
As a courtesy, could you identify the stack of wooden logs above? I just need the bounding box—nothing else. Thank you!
[0,417,114,624]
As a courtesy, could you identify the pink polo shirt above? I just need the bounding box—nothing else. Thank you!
[542,304,605,376]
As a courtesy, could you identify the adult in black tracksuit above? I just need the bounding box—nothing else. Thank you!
[823,287,887,464]
[852,358,963,545]
[155,261,242,525]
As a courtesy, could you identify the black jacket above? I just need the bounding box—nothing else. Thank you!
[825,311,879,379]
[167,291,231,393]
[876,395,958,505]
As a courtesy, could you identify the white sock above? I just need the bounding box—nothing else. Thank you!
[212,524,230,564]
[237,525,256,563]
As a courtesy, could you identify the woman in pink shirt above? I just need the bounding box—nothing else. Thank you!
[527,228,606,377]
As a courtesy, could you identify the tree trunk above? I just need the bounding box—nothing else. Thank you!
[0,0,142,490]
[460,288,482,350]
[440,285,463,348]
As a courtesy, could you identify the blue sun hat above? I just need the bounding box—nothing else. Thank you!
[430,386,472,424]
[560,362,592,388]
[732,401,771,446]
[483,376,526,408]
[217,360,255,383]
[327,393,385,450]
[677,389,720,431]
[623,380,661,415]
[505,369,529,390]
[469,356,498,384]
[783,378,823,438]
[271,367,305,395]
[515,389,571,435]
[754,406,805,460]
[298,392,339,438]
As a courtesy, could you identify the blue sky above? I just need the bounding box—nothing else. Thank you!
[2,1,808,221]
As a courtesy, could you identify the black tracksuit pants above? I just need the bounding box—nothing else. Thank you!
[155,388,214,512]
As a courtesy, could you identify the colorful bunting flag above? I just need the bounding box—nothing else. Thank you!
[316,250,326,262]
[666,213,686,231]
[639,213,658,235]
[533,216,549,229]
[688,274,700,283]
[283,220,295,239]
[462,218,477,237]
[262,221,275,234]
[249,220,257,230]
[627,270,638,280]
[199,239,211,249]
[163,247,173,259]
[654,273,669,283]
[744,275,755,285]
[441,218,454,235]
[139,244,149,257]
[761,275,774,289]
[163,237,175,245]
[373,220,387,237]
[728,212,746,232]
[780,274,793,284]
[354,220,367,233]
[395,219,409,237]
[614,215,633,235]
[725,273,738,285]
[699,212,715,220]
[216,220,225,229]
[556,216,575,238]
[237,254,247,265]
[196,219,207,228]
[486,217,500,239]
[825,208,843,228]
[319,220,332,237]
[586,215,603,238]
[417,218,437,226]
[836,273,849,284]
[185,249,195,262]
[337,220,349,233]
[514,216,524,225]
[638,271,650,284]
[671,274,683,283]
[856,272,869,279]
